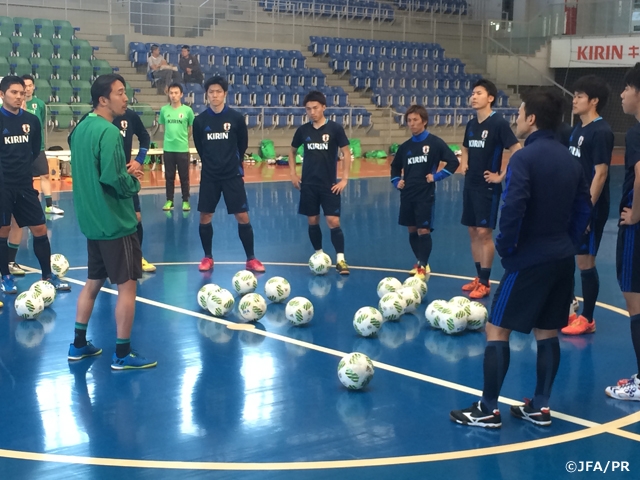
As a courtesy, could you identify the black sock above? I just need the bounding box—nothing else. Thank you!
[330,227,345,254]
[479,268,491,287]
[409,231,420,261]
[580,267,599,321]
[417,232,432,267]
[137,222,144,247]
[481,341,510,412]
[308,224,322,251]
[73,322,88,348]
[475,261,481,277]
[238,223,255,260]
[199,223,213,258]
[33,234,52,278]
[533,337,560,409]
[631,314,640,376]
[7,242,18,264]
[115,339,131,359]
[45,196,53,208]
[0,238,8,276]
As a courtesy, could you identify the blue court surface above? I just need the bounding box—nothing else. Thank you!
[1,166,638,480]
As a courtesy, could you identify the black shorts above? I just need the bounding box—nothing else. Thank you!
[32,151,49,177]
[398,193,435,230]
[461,187,501,229]
[87,233,142,285]
[577,201,609,256]
[197,176,248,214]
[0,187,45,228]
[617,224,640,293]
[298,183,341,217]
[132,193,141,213]
[489,256,575,333]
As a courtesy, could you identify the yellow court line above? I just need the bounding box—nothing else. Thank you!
[10,262,638,470]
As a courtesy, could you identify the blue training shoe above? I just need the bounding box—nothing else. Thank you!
[68,341,103,361]
[1,274,17,294]
[111,351,157,370]
[44,274,71,291]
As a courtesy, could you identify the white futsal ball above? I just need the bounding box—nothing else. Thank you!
[403,276,427,299]
[377,277,403,298]
[309,252,331,275]
[337,352,375,390]
[232,270,258,295]
[353,307,383,337]
[264,276,291,303]
[397,287,421,313]
[425,300,448,329]
[50,253,69,277]
[30,280,56,307]
[449,296,471,308]
[14,291,45,319]
[467,301,488,330]
[197,283,221,310]
[285,296,314,325]
[378,292,406,322]
[238,293,267,322]
[440,305,468,335]
[206,288,235,317]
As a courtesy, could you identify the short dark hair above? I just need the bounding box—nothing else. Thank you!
[168,82,183,94]
[182,45,190,51]
[405,104,429,127]
[303,90,326,106]
[21,74,35,84]
[472,78,498,107]
[624,62,640,91]
[90,73,126,108]
[572,75,610,113]
[521,88,564,131]
[204,75,228,93]
[150,45,159,52]
[0,76,25,93]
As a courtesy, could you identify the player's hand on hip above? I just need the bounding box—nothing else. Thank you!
[397,179,405,189]
[133,169,145,180]
[484,170,501,183]
[332,179,348,194]
[127,160,142,174]
[425,174,434,183]
[620,207,640,226]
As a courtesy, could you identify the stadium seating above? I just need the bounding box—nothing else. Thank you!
[259,0,395,21]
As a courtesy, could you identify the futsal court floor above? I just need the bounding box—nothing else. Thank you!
[0,163,638,479]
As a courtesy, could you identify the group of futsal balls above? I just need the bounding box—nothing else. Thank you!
[13,254,70,319]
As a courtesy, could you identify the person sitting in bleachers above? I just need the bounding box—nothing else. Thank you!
[147,45,180,94]
[179,45,204,85]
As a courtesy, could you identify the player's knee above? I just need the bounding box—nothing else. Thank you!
[407,226,418,233]
[30,225,47,237]
[326,216,340,229]
[235,212,250,224]
[417,228,430,236]
[200,213,213,224]
[307,215,320,226]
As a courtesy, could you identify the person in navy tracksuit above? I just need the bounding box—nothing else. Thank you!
[450,88,591,429]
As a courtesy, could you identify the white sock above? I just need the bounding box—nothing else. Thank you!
[336,253,345,263]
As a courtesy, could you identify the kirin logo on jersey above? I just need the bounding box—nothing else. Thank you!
[223,123,231,132]
[22,124,30,134]
[481,130,488,139]
[422,145,430,154]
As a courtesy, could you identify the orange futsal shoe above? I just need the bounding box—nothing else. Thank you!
[198,257,214,272]
[561,315,596,335]
[462,277,479,292]
[469,283,491,299]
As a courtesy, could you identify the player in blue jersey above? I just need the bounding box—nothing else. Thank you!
[390,105,459,280]
[561,75,614,336]
[289,91,352,275]
[460,79,521,299]
[605,63,640,400]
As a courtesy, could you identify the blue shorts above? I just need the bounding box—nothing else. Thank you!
[197,176,248,215]
[461,186,501,229]
[1,187,45,228]
[617,224,640,293]
[298,183,341,217]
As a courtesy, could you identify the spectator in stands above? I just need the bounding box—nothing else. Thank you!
[147,45,180,94]
[179,45,203,85]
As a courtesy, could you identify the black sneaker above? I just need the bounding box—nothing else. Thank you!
[450,401,502,428]
[510,399,551,426]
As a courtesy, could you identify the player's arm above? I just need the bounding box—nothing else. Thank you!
[590,163,608,206]
[31,120,42,161]
[390,145,404,189]
[621,161,640,226]
[485,141,521,184]
[158,107,165,133]
[332,145,351,194]
[459,146,468,174]
[98,129,141,199]
[590,129,614,206]
[192,117,203,157]
[570,169,593,245]
[289,129,302,189]
[495,154,529,257]
[128,113,149,172]
[427,142,459,183]
[237,116,249,159]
